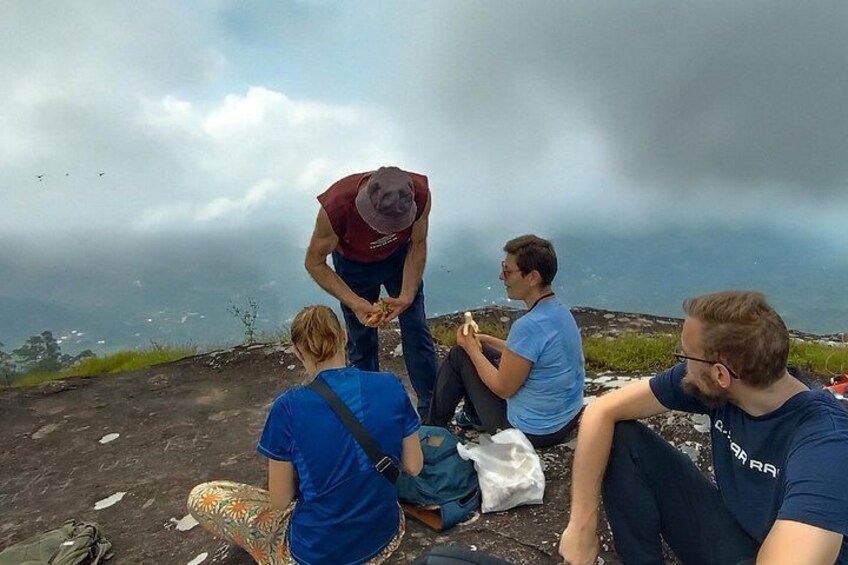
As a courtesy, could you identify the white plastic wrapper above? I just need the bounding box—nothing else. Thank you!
[457,428,545,513]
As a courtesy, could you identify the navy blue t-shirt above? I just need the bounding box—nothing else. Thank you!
[651,364,848,563]
[258,367,420,565]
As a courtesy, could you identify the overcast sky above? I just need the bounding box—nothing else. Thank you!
[2,1,847,250]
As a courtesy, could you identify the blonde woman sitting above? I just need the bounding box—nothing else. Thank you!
[188,305,423,565]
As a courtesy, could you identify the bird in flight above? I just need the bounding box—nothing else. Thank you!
[35,174,44,181]
[98,172,105,177]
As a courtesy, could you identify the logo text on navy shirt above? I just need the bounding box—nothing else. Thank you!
[715,418,781,478]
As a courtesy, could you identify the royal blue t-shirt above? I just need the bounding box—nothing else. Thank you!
[257,367,420,565]
[505,298,585,435]
[651,364,848,562]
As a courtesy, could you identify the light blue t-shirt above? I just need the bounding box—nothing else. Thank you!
[505,298,585,435]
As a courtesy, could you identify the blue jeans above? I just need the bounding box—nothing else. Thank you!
[602,421,759,565]
[332,244,437,412]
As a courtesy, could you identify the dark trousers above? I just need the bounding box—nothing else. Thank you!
[428,345,510,433]
[603,421,759,565]
[427,346,580,448]
[332,243,437,413]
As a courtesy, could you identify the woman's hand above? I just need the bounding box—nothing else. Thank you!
[455,325,473,350]
[455,325,482,352]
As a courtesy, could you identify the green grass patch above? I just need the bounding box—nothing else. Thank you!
[789,340,848,375]
[580,334,848,375]
[583,333,679,373]
[12,345,196,388]
[431,320,677,371]
[257,325,291,345]
[431,321,509,348]
[434,325,848,375]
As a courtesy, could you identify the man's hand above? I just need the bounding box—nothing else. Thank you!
[351,298,383,327]
[559,523,599,565]
[381,295,413,323]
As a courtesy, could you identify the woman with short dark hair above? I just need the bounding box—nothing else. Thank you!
[427,235,585,448]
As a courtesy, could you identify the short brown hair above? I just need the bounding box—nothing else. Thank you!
[290,305,345,363]
[683,291,789,388]
[503,235,558,286]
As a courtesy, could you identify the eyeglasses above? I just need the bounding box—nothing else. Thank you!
[673,349,739,380]
[501,261,522,277]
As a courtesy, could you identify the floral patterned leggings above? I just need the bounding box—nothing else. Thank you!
[187,480,405,565]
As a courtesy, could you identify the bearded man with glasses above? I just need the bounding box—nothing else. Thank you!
[559,291,848,565]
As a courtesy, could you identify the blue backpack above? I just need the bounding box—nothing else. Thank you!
[396,426,481,531]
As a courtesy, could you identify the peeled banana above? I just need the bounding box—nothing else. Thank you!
[461,311,480,336]
[461,312,482,351]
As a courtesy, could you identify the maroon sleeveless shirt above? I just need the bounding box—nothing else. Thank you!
[317,171,429,262]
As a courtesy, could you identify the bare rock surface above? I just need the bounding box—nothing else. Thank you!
[0,306,834,564]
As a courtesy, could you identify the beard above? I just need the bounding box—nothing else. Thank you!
[681,370,729,409]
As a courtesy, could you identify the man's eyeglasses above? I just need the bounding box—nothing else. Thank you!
[501,261,521,277]
[673,350,739,380]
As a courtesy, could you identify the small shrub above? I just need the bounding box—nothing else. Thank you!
[228,298,259,344]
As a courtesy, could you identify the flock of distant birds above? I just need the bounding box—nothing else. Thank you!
[35,172,105,181]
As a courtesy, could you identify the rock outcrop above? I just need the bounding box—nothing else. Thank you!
[0,306,836,564]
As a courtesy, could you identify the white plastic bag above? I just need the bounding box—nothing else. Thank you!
[456,428,545,513]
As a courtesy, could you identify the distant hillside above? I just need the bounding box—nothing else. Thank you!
[2,225,846,355]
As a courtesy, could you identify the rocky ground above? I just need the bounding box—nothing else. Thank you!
[0,306,838,565]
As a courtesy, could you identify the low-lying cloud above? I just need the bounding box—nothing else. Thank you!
[395,1,848,194]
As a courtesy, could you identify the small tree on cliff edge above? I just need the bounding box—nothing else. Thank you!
[228,298,259,345]
[13,331,63,373]
[12,331,94,374]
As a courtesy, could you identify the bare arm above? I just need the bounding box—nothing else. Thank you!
[559,381,668,565]
[756,520,842,564]
[400,432,424,476]
[478,333,507,353]
[304,208,379,324]
[383,194,431,322]
[268,459,297,511]
[457,328,530,399]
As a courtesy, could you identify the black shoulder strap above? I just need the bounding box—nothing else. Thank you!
[308,378,399,484]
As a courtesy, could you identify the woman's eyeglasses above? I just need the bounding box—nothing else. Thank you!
[501,261,521,277]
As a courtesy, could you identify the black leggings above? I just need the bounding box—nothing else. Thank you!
[426,345,580,449]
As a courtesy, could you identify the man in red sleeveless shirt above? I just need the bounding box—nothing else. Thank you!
[305,166,437,413]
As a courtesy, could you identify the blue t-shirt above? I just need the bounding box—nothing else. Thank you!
[505,298,585,435]
[257,367,420,565]
[651,364,848,563]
